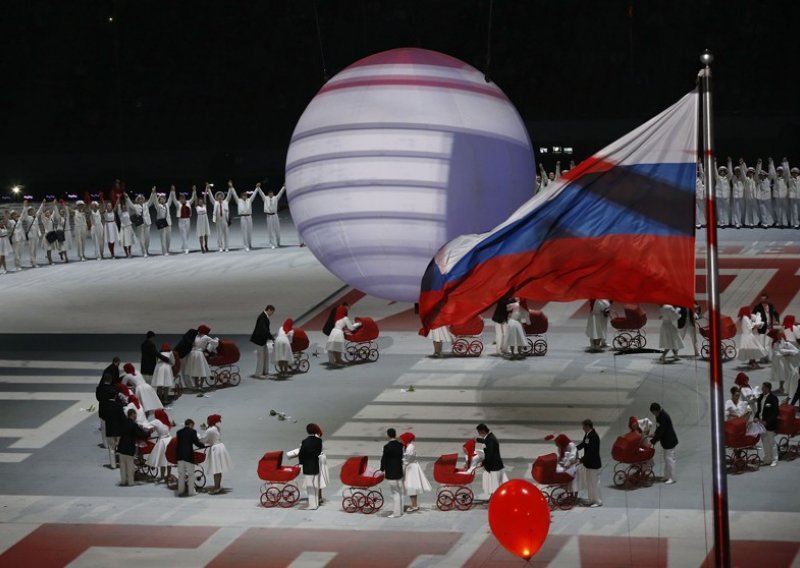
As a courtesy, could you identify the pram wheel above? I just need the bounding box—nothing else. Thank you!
[217,369,231,386]
[357,345,370,361]
[229,372,241,386]
[351,490,367,510]
[724,344,737,361]
[468,341,483,356]
[368,348,379,362]
[533,339,547,356]
[452,339,468,356]
[437,489,455,511]
[194,470,206,490]
[344,345,357,363]
[613,470,627,487]
[342,496,358,513]
[367,490,383,512]
[166,474,177,491]
[748,453,761,470]
[262,486,281,507]
[280,484,300,507]
[297,359,310,373]
[454,487,473,510]
[613,334,630,350]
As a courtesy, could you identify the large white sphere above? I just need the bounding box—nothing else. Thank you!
[286,48,535,302]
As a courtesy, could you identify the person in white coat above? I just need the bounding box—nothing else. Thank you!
[115,198,135,258]
[20,202,41,267]
[713,160,731,227]
[101,200,119,258]
[121,363,163,414]
[88,201,105,260]
[505,298,531,359]
[426,326,453,358]
[37,200,59,265]
[770,338,800,400]
[787,161,800,228]
[326,306,360,366]
[151,187,173,255]
[658,304,684,362]
[399,432,431,512]
[125,193,152,257]
[737,306,767,369]
[258,184,286,248]
[274,319,295,376]
[71,201,89,261]
[169,187,195,254]
[183,325,219,392]
[202,414,232,494]
[695,162,706,228]
[735,372,762,417]
[226,180,260,251]
[770,158,789,227]
[547,433,578,494]
[0,215,11,274]
[586,299,611,352]
[754,159,774,227]
[147,408,173,483]
[6,210,24,270]
[742,165,759,227]
[195,186,212,253]
[151,342,175,403]
[729,158,744,228]
[491,297,510,356]
[725,386,765,437]
[211,190,231,252]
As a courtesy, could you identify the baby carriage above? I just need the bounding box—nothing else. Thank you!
[777,404,800,461]
[206,340,241,387]
[257,451,302,508]
[339,456,385,514]
[289,328,311,373]
[699,315,737,361]
[724,417,761,473]
[164,437,208,491]
[433,453,476,511]
[611,431,655,487]
[451,317,484,357]
[522,309,549,356]
[531,453,578,510]
[610,304,648,350]
[134,436,158,481]
[344,318,380,363]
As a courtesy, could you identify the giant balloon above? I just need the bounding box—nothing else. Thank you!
[285,48,535,302]
[487,479,551,561]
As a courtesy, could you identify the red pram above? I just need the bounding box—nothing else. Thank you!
[724,417,760,473]
[451,317,484,357]
[611,431,655,487]
[699,315,737,361]
[257,451,302,507]
[275,328,311,374]
[531,453,577,510]
[777,404,800,461]
[522,309,548,356]
[206,340,241,387]
[433,453,476,511]
[339,456,385,514]
[344,317,380,363]
[134,437,158,481]
[164,437,208,491]
[610,304,648,349]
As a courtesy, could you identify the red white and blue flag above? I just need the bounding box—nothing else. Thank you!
[419,90,699,328]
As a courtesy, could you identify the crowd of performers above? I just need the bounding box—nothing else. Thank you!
[0,180,293,274]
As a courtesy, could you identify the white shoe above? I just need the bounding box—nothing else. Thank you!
[245,247,250,252]
[224,248,229,252]
[218,248,223,252]
[144,253,148,257]
[589,502,602,508]
[664,478,676,484]
[270,245,276,249]
[387,514,402,518]
[184,250,189,254]
[770,461,778,467]
[0,270,6,275]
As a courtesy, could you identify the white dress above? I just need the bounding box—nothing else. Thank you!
[275,327,294,363]
[739,314,768,361]
[122,372,162,412]
[725,398,764,437]
[102,211,119,243]
[118,210,135,246]
[555,442,578,492]
[402,442,432,496]
[123,402,148,426]
[195,205,211,237]
[183,335,219,377]
[505,302,530,349]
[326,317,358,353]
[202,425,232,475]
[151,351,175,388]
[585,300,610,341]
[146,420,172,468]
[771,340,800,385]
[428,326,454,343]
[0,226,10,255]
[659,305,685,351]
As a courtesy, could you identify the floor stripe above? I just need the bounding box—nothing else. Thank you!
[352,404,624,423]
[0,375,98,384]
[0,453,33,463]
[0,360,108,371]
[372,388,632,405]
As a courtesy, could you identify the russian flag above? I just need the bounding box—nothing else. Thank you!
[420,90,699,328]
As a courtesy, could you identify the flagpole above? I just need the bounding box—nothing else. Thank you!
[699,49,731,568]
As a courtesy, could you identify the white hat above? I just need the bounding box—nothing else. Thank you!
[792,167,800,174]
[747,167,755,172]
[718,165,728,171]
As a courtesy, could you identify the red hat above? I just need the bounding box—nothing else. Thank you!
[160,343,171,352]
[737,306,751,319]
[282,319,293,333]
[398,432,415,446]
[418,327,430,337]
[198,324,211,335]
[207,414,222,427]
[784,315,796,330]
[334,305,348,321]
[128,394,141,409]
[734,372,749,387]
[154,409,171,428]
[553,434,571,450]
[628,416,640,432]
[123,363,135,374]
[463,439,476,460]
[116,383,131,397]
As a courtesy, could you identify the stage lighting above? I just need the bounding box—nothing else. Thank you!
[552,146,562,154]
[11,185,20,194]
[564,147,573,155]
[539,147,548,154]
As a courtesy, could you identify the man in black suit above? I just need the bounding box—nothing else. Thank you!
[756,382,779,467]
[102,357,121,385]
[752,293,780,366]
[380,428,405,518]
[491,297,510,355]
[476,423,506,497]
[299,423,323,509]
[117,409,151,487]
[250,305,275,378]
[175,418,205,496]
[140,331,170,383]
[576,419,602,507]
[650,402,679,484]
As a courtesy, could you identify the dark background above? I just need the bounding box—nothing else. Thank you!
[1,0,798,198]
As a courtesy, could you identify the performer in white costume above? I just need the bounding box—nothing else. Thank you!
[326,305,360,366]
[586,299,611,352]
[755,159,774,227]
[713,160,731,226]
[20,202,41,267]
[147,408,173,483]
[505,298,531,359]
[151,343,175,403]
[274,319,295,376]
[101,201,119,258]
[786,160,800,228]
[125,193,152,257]
[151,187,173,255]
[227,180,260,251]
[695,162,706,227]
[770,157,789,227]
[71,201,89,260]
[742,164,759,227]
[183,324,219,391]
[115,198,135,258]
[728,158,744,228]
[399,432,431,512]
[169,187,195,254]
[737,307,767,368]
[211,189,231,252]
[120,363,162,413]
[426,326,453,358]
[195,186,212,253]
[88,201,105,260]
[658,304,684,362]
[202,414,232,495]
[258,184,286,248]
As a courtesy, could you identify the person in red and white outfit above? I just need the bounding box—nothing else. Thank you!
[151,343,175,403]
[326,305,360,366]
[227,180,260,251]
[399,432,430,512]
[195,185,212,253]
[169,186,195,254]
[183,325,219,392]
[147,408,173,483]
[546,433,578,493]
[275,319,295,376]
[287,423,329,509]
[211,189,231,252]
[121,363,162,414]
[202,414,232,494]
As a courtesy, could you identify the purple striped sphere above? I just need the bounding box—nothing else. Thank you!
[286,48,535,302]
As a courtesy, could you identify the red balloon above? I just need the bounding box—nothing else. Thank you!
[488,479,551,561]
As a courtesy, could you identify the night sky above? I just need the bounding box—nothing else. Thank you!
[2,0,799,194]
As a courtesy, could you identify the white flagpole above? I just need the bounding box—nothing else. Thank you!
[699,49,731,568]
